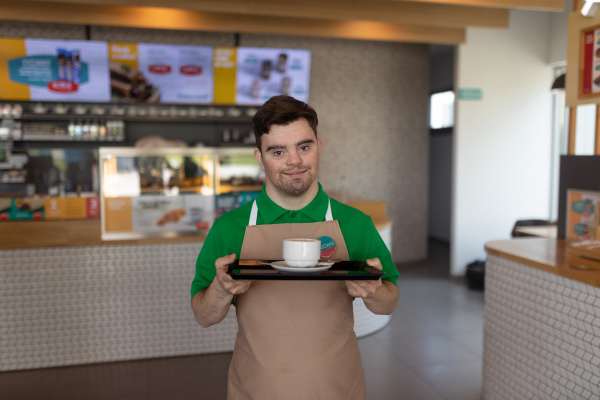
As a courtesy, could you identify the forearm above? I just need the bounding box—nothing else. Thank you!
[191,282,234,328]
[362,281,399,315]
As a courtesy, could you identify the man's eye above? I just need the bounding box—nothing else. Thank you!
[273,150,283,157]
[299,145,310,151]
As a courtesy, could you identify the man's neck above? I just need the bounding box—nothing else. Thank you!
[265,181,320,211]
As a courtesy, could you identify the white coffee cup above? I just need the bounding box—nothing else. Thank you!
[283,238,321,268]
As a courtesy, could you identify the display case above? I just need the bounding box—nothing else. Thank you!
[99,147,263,240]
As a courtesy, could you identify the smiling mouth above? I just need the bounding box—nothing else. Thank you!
[284,169,307,177]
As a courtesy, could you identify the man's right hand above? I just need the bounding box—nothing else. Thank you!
[213,253,253,296]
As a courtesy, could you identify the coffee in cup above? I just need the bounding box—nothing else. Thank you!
[283,238,321,268]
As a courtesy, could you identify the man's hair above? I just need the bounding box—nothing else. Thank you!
[252,95,319,151]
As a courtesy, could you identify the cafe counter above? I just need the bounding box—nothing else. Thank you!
[0,198,393,372]
[483,238,600,399]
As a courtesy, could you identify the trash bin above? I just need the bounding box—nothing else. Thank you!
[465,260,485,291]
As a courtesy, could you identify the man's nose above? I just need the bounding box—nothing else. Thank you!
[287,150,302,165]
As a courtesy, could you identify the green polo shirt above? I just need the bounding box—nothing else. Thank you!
[191,183,399,298]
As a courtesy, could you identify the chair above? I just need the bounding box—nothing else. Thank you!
[511,219,552,238]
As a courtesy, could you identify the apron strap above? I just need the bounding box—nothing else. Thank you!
[249,199,259,226]
[248,198,333,226]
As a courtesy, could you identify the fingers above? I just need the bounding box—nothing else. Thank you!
[216,254,237,271]
[214,254,253,296]
[345,279,382,299]
[365,258,382,270]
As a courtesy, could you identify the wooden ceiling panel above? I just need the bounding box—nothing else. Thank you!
[0,1,466,44]
[382,0,565,11]
[17,0,509,29]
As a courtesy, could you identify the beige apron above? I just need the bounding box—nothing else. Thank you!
[227,199,365,400]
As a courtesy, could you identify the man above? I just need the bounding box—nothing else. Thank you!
[191,95,399,400]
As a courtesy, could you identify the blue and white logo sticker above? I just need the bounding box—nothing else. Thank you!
[318,236,336,258]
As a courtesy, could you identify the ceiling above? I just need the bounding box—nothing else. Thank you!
[0,0,567,44]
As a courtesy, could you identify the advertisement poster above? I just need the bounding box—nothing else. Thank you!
[0,197,45,221]
[44,197,100,220]
[566,189,600,240]
[215,191,259,218]
[235,47,311,105]
[0,38,110,102]
[581,27,600,96]
[131,194,214,232]
[109,42,214,104]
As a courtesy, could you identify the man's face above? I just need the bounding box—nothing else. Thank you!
[254,118,323,197]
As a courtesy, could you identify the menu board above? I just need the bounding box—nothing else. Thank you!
[109,42,213,104]
[581,26,600,97]
[0,38,311,105]
[0,38,110,102]
[235,47,311,105]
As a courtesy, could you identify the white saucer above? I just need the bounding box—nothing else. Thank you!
[267,261,334,274]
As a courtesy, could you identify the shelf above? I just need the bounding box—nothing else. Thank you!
[20,134,125,142]
[11,114,253,123]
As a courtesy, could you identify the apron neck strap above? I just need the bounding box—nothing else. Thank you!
[248,198,333,226]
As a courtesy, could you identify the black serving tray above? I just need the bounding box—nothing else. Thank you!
[227,260,385,280]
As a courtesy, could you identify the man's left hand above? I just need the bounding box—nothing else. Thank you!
[345,258,383,299]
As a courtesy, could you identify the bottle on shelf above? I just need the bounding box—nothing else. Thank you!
[74,120,82,137]
[90,120,98,137]
[68,120,75,137]
[82,120,90,137]
[98,121,107,137]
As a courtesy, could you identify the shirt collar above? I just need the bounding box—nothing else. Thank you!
[256,183,329,224]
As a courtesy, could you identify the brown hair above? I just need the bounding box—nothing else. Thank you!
[252,95,318,151]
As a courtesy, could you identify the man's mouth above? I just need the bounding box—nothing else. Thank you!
[283,169,307,178]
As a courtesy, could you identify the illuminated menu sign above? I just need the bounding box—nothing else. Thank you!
[0,38,110,102]
[108,42,213,104]
[0,38,311,105]
[235,47,311,105]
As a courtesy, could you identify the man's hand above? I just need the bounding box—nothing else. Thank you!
[191,254,252,328]
[345,258,383,299]
[345,258,399,315]
[213,253,253,296]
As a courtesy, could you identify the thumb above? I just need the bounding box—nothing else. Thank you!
[366,258,382,270]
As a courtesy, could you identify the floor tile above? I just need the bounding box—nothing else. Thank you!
[379,333,480,367]
[0,384,55,400]
[410,360,483,400]
[446,330,484,357]
[358,335,404,372]
[365,366,444,400]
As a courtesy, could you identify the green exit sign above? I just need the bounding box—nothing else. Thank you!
[458,88,483,101]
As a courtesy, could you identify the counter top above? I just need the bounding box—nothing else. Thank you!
[0,196,392,250]
[485,238,600,288]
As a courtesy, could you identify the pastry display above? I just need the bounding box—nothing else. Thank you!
[15,198,45,212]
[156,208,187,226]
[110,62,160,103]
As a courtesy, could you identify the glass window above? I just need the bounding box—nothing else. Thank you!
[430,90,455,129]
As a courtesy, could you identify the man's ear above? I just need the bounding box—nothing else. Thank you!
[317,137,323,152]
[254,147,265,170]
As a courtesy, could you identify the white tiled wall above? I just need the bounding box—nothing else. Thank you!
[484,254,600,400]
[0,243,237,371]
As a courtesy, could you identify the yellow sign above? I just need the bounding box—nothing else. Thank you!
[45,197,88,219]
[109,42,138,69]
[213,47,236,105]
[104,197,133,232]
[0,38,29,100]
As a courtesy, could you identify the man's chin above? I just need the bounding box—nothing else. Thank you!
[277,180,313,197]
